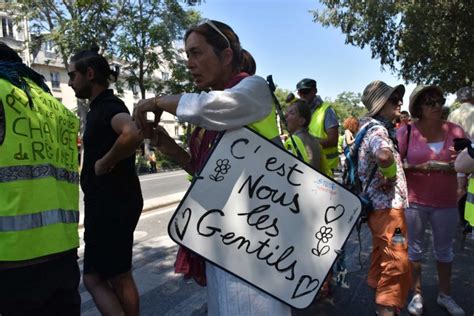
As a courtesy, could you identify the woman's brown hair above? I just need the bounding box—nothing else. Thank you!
[184,20,243,72]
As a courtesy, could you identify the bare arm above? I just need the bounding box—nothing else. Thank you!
[345,130,355,146]
[320,126,339,148]
[95,113,143,175]
[152,125,192,175]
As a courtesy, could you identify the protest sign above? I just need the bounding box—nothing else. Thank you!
[168,127,362,309]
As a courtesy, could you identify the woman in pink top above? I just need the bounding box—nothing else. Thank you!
[397,85,466,316]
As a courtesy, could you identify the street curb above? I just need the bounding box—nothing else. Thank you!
[142,192,186,212]
[78,191,186,229]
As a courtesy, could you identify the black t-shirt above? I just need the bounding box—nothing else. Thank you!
[80,89,141,203]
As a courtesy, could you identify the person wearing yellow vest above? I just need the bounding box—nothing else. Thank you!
[284,100,330,176]
[296,78,340,173]
[0,42,81,314]
[454,139,474,226]
[68,48,144,316]
[133,20,290,316]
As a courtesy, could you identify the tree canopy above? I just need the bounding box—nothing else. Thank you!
[326,91,366,124]
[11,0,200,131]
[313,1,474,92]
[116,0,200,98]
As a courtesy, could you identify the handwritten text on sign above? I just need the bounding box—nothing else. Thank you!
[168,128,361,309]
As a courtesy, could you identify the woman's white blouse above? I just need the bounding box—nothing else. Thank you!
[176,75,273,131]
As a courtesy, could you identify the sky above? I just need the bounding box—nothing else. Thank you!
[190,0,455,111]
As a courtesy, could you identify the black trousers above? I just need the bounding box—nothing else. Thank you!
[0,251,81,316]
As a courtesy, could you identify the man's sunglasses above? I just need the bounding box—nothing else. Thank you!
[298,89,312,95]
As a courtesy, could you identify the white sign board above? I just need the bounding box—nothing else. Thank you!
[168,127,362,309]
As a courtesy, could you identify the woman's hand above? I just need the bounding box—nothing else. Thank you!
[133,97,163,131]
[152,125,178,151]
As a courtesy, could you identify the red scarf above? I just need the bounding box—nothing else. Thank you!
[187,72,250,174]
[175,73,250,286]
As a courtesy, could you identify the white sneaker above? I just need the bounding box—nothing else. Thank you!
[407,293,423,315]
[437,293,465,316]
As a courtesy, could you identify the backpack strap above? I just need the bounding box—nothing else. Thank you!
[347,121,379,185]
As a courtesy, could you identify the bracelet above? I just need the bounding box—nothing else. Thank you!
[379,162,397,178]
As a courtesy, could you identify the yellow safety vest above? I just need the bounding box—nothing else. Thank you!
[0,78,80,261]
[308,102,339,171]
[465,178,474,226]
[284,134,332,177]
[247,105,280,141]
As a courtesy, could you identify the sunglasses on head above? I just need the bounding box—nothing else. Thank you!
[199,19,230,48]
[422,97,446,108]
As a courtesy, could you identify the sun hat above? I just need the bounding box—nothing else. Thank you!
[361,80,405,117]
[408,85,444,116]
[455,86,473,102]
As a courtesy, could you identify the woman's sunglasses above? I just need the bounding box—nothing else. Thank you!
[422,97,446,107]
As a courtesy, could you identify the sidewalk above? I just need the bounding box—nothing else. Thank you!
[293,225,474,316]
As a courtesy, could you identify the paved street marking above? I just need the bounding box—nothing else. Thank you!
[139,170,187,182]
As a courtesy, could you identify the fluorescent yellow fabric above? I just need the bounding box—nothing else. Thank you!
[465,178,474,226]
[307,102,339,170]
[247,105,279,141]
[284,134,332,177]
[0,78,80,261]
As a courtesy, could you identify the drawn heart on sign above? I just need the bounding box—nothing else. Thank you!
[324,204,345,224]
[174,208,191,241]
[291,275,320,299]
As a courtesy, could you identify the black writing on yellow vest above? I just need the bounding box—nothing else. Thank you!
[5,89,29,115]
[5,89,78,169]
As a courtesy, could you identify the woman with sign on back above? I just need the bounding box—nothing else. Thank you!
[133,20,289,315]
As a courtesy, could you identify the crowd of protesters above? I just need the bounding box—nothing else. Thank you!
[1,17,473,316]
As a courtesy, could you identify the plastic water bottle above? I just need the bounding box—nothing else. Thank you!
[391,227,406,247]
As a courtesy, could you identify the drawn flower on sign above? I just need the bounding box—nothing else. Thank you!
[209,159,231,182]
[315,226,333,243]
[312,226,333,257]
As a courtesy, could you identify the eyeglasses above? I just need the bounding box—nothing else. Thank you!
[67,70,78,81]
[199,19,230,48]
[422,97,446,107]
[298,89,311,95]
